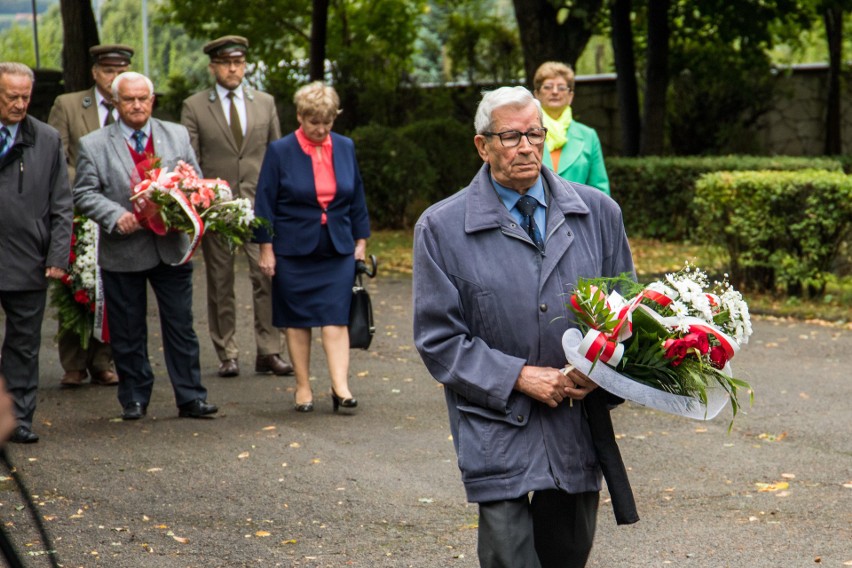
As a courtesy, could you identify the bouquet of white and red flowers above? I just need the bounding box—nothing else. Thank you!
[130,157,268,264]
[51,215,108,348]
[562,263,753,426]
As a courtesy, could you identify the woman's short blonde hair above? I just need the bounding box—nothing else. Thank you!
[293,81,340,122]
[533,61,575,92]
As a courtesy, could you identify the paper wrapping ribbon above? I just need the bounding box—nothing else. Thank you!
[91,224,109,343]
[562,328,731,420]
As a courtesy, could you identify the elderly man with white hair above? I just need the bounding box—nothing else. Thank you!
[413,86,638,567]
[73,71,217,422]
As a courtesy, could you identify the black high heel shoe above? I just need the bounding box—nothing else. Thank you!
[331,389,358,413]
[294,393,314,413]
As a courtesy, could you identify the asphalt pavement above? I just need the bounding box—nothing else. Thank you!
[1,254,850,568]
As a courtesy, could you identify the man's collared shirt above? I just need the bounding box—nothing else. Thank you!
[0,121,20,151]
[119,120,151,148]
[95,89,116,126]
[492,174,547,236]
[215,83,247,137]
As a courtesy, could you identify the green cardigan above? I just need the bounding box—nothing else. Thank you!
[542,120,610,196]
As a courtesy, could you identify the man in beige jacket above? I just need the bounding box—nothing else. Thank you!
[47,44,133,388]
[181,36,292,378]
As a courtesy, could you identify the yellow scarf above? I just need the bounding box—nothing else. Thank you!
[542,106,572,150]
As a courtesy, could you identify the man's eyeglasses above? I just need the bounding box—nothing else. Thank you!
[540,84,572,93]
[482,128,548,148]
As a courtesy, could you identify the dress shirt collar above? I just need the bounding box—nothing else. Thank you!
[216,82,243,102]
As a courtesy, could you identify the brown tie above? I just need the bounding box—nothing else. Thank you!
[227,91,243,148]
[103,102,115,126]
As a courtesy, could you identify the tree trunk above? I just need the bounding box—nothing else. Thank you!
[59,0,99,92]
[823,4,843,155]
[639,0,669,155]
[512,0,604,85]
[610,0,640,156]
[309,0,329,82]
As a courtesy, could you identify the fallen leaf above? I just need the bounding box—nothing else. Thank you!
[289,442,301,448]
[694,428,707,433]
[756,482,789,492]
[147,468,162,473]
[262,426,276,431]
[357,371,369,377]
[799,392,810,399]
[781,473,796,479]
[154,524,168,529]
[172,536,189,544]
[311,458,321,464]
[418,498,434,503]
[843,482,852,489]
[255,531,271,537]
[238,452,250,459]
[281,539,298,545]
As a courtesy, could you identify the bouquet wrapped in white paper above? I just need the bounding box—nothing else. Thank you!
[562,265,753,426]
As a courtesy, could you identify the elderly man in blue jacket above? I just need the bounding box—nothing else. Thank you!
[413,86,637,568]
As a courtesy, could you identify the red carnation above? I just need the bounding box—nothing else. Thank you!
[73,289,90,305]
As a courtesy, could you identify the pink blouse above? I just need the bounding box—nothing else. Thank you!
[295,127,337,224]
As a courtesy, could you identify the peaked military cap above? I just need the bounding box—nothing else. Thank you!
[203,36,249,59]
[90,44,134,66]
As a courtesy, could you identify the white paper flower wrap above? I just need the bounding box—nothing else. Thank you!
[561,328,731,420]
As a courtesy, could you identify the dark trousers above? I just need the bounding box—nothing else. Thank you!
[0,289,47,429]
[478,490,599,568]
[101,262,206,409]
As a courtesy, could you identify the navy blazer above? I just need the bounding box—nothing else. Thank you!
[254,131,370,256]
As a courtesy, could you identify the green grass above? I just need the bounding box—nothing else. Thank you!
[369,230,852,326]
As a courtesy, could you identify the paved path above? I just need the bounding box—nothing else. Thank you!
[1,256,850,567]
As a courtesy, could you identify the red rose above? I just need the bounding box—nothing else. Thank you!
[709,346,729,369]
[69,250,77,263]
[73,290,90,305]
[61,274,72,286]
[663,338,689,365]
[682,332,710,355]
[70,234,77,246]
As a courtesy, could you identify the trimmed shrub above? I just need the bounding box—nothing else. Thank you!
[350,124,437,230]
[607,156,843,241]
[695,169,852,297]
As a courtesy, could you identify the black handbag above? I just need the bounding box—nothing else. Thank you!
[349,255,377,350]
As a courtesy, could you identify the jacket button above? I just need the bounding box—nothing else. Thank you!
[516,415,524,422]
[539,304,547,312]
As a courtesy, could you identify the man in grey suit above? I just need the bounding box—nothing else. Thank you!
[181,35,292,378]
[73,72,217,421]
[48,44,132,388]
[0,62,73,443]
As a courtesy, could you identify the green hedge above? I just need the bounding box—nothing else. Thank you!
[351,118,481,229]
[607,156,844,240]
[695,169,852,297]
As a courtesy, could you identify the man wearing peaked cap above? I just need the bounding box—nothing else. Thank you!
[181,36,293,379]
[46,44,133,390]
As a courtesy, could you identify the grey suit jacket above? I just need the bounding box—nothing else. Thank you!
[47,87,102,183]
[72,119,201,272]
[180,85,280,202]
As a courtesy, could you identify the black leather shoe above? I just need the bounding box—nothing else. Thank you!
[121,402,146,421]
[178,399,218,418]
[255,354,294,376]
[331,390,358,413]
[8,425,39,444]
[218,359,239,378]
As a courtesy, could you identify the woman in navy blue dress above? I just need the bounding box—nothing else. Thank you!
[255,82,370,413]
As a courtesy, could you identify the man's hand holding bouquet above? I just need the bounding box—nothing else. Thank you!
[563,263,753,428]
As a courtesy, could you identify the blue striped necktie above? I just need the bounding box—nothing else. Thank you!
[132,130,146,153]
[0,126,10,156]
[516,194,545,252]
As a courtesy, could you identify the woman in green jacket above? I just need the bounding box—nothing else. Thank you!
[533,61,610,195]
